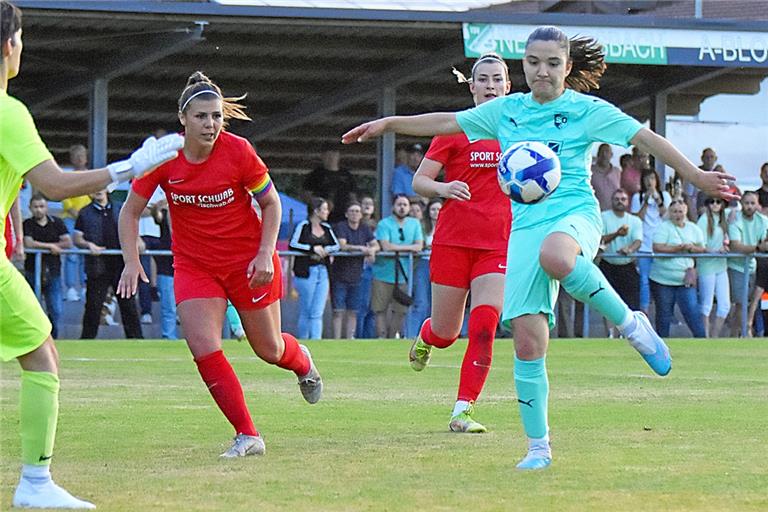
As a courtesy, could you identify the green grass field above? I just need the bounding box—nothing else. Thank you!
[2,338,767,511]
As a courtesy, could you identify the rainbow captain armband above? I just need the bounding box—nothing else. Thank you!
[249,174,273,199]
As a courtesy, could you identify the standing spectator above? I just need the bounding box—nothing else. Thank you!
[406,197,441,337]
[599,188,642,336]
[755,162,768,215]
[372,194,423,338]
[356,194,378,338]
[331,201,378,339]
[74,189,143,339]
[303,144,357,223]
[22,194,70,339]
[650,200,706,337]
[727,191,768,337]
[697,197,731,337]
[137,187,165,325]
[619,153,640,198]
[391,144,423,198]
[590,144,621,211]
[631,168,672,314]
[60,144,90,302]
[149,194,177,339]
[289,197,340,339]
[686,147,717,213]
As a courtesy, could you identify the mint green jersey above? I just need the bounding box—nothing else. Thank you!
[727,212,768,274]
[650,220,705,286]
[456,89,643,230]
[0,89,53,254]
[695,214,728,276]
[601,210,642,266]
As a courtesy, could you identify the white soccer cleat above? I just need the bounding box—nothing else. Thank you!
[622,311,672,376]
[220,433,265,458]
[298,345,323,404]
[12,477,96,509]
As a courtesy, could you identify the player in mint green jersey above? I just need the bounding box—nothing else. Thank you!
[1,2,182,507]
[343,25,737,471]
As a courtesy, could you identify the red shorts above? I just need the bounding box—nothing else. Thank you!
[430,244,507,289]
[174,252,283,310]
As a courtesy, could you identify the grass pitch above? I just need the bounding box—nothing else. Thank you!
[1,338,767,511]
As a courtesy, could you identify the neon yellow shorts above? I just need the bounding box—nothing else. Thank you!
[502,211,602,330]
[0,259,51,362]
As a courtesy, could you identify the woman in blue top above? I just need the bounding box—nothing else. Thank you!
[342,25,736,470]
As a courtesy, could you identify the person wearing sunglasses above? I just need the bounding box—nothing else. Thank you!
[371,194,423,338]
[696,197,731,337]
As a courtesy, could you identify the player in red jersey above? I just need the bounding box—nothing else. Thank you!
[407,54,512,433]
[117,72,323,458]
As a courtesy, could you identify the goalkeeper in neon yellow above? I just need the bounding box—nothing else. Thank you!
[1,2,182,507]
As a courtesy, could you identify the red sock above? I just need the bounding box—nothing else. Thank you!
[420,318,457,349]
[194,350,257,436]
[457,305,499,402]
[276,333,310,376]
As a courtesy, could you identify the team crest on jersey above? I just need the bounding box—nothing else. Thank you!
[546,141,562,154]
[554,113,568,129]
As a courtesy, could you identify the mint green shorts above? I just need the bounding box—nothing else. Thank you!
[502,211,602,330]
[0,259,51,362]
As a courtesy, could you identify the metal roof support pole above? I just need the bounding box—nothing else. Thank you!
[650,91,668,184]
[378,87,396,218]
[88,78,109,168]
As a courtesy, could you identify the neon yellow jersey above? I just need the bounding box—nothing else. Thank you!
[0,89,52,255]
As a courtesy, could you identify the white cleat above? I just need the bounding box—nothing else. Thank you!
[298,345,323,404]
[220,433,265,458]
[12,478,96,509]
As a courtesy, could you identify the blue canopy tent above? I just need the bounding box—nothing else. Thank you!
[278,192,307,241]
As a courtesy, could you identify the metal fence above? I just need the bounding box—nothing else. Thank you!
[23,248,767,337]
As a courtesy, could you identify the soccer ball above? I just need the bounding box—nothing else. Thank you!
[497,141,561,204]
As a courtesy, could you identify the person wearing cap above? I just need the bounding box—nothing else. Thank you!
[391,143,424,198]
[303,143,357,223]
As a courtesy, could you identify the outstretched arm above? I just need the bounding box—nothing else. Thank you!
[631,128,738,201]
[342,113,460,144]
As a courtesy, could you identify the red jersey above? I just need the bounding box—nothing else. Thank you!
[132,131,273,271]
[426,134,511,251]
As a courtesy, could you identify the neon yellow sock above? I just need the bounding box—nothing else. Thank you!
[20,371,59,466]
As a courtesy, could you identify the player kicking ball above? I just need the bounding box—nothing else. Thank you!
[344,25,736,470]
[1,1,183,507]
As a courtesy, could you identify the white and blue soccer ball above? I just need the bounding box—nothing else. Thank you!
[497,141,561,204]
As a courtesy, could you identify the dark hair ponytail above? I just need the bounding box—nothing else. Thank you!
[0,1,22,46]
[177,71,251,124]
[308,197,327,218]
[526,26,607,93]
[566,36,607,92]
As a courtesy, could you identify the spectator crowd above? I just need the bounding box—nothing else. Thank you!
[17,142,768,340]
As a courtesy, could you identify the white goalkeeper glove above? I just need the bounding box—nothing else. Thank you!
[107,133,184,185]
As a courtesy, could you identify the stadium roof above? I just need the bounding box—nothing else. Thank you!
[213,0,513,11]
[9,0,768,179]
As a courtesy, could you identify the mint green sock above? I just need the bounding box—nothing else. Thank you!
[514,356,548,439]
[560,255,631,326]
[20,371,59,466]
[226,301,243,335]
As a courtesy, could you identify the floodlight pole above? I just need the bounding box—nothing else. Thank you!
[650,92,668,184]
[379,87,396,218]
